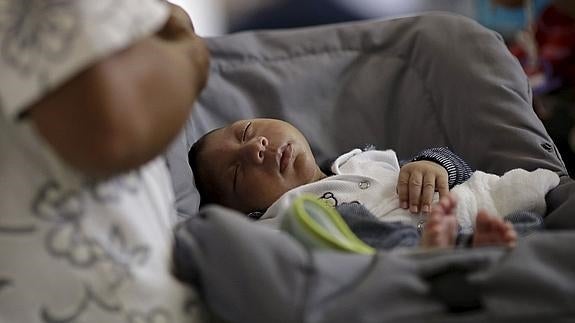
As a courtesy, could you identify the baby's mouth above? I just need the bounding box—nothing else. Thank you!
[278,143,293,173]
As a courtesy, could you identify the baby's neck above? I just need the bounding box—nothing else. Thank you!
[313,168,328,182]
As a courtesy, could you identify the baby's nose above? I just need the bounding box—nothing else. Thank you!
[242,136,268,164]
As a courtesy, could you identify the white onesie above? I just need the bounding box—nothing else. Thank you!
[260,149,560,233]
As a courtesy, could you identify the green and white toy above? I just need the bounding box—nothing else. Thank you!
[281,195,375,254]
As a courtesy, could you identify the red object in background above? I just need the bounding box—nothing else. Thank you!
[511,4,575,91]
[505,2,575,174]
[537,5,575,85]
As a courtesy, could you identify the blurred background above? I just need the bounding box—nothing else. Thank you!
[169,0,549,38]
[170,0,575,176]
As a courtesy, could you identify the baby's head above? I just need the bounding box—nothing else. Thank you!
[188,118,326,213]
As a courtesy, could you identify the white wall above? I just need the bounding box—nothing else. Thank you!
[168,0,227,36]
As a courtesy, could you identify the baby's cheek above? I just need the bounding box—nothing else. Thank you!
[242,172,286,209]
[292,154,316,183]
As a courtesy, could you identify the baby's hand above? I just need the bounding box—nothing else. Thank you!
[397,160,449,214]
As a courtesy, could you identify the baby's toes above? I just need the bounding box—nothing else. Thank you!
[503,223,518,245]
[422,222,443,247]
[426,224,441,241]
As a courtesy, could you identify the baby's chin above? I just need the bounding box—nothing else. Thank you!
[289,154,317,184]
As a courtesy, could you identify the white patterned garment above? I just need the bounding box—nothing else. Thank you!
[0,1,203,322]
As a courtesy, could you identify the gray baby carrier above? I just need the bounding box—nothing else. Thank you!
[167,13,575,322]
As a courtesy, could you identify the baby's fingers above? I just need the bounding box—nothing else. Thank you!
[420,174,436,214]
[408,172,423,213]
[397,170,411,209]
[436,174,449,198]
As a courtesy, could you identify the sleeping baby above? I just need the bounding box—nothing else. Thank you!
[188,118,560,249]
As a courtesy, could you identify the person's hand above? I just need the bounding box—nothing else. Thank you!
[29,2,211,178]
[158,3,197,39]
[156,3,210,94]
[397,160,449,215]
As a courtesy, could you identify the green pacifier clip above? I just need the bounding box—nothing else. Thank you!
[281,195,375,254]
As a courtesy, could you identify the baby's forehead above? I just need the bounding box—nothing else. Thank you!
[203,119,249,143]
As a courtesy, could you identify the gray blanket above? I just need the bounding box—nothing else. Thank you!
[167,13,575,322]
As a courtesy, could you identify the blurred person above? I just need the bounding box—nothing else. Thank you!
[492,0,575,91]
[0,1,208,323]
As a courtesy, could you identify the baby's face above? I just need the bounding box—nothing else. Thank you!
[196,118,324,213]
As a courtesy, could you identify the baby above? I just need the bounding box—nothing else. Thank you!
[189,118,559,249]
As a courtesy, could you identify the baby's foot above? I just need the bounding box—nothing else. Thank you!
[472,210,517,248]
[421,195,458,248]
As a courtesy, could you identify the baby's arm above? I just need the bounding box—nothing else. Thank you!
[398,147,474,214]
[410,147,474,188]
